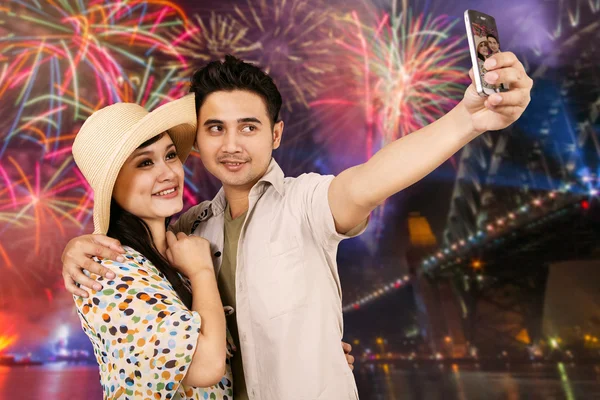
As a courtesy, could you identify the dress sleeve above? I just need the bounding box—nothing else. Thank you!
[74,255,201,398]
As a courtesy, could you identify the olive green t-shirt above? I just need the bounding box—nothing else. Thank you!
[218,203,248,400]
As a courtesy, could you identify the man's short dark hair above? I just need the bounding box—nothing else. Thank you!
[189,55,283,127]
[486,34,499,43]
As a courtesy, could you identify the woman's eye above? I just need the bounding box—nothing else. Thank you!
[138,159,153,167]
[166,151,177,160]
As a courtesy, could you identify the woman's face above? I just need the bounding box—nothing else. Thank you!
[113,133,184,225]
[478,41,490,57]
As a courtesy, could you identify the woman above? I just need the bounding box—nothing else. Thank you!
[71,94,233,399]
[476,39,495,91]
[477,39,491,61]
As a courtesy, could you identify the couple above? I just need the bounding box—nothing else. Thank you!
[478,34,501,59]
[64,54,533,399]
[477,34,502,91]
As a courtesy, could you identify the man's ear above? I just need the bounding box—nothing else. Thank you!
[272,120,284,150]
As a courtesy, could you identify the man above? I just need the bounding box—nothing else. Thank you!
[62,53,532,399]
[487,34,501,54]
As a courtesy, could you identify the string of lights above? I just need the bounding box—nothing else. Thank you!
[343,177,598,313]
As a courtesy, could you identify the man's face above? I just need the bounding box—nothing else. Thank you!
[196,90,283,192]
[488,37,500,53]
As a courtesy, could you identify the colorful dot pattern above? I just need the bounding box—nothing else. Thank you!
[74,246,233,399]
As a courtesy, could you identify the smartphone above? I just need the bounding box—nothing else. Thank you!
[464,10,505,96]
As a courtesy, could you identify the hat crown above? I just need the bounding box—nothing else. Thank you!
[73,103,149,191]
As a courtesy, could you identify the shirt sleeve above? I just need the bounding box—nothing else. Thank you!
[298,173,369,247]
[168,204,204,234]
[74,256,201,398]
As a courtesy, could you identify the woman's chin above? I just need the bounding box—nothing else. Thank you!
[152,200,184,218]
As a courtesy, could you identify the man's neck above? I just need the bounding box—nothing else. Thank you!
[223,186,251,219]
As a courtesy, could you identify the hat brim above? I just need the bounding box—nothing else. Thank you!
[92,94,197,234]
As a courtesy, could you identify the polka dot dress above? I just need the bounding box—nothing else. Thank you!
[74,246,233,399]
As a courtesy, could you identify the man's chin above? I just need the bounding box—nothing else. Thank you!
[217,172,257,188]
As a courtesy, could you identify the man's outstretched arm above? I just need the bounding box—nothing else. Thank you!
[329,52,533,233]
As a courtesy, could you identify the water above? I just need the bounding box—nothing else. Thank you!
[355,363,600,400]
[1,363,600,399]
[0,363,102,400]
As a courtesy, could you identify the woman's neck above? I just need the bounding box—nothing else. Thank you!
[146,219,168,258]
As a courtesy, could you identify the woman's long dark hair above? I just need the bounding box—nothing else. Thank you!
[477,41,490,61]
[106,134,192,309]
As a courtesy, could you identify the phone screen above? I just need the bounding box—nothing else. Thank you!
[466,10,504,95]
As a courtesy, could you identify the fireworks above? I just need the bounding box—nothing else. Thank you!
[168,12,259,74]
[0,0,189,154]
[312,2,468,159]
[0,319,18,353]
[234,0,338,110]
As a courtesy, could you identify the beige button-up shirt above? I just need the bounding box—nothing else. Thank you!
[171,159,364,400]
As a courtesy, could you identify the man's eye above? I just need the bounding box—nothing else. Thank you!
[241,125,256,133]
[209,126,223,132]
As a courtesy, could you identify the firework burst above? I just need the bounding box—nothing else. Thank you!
[168,11,259,76]
[0,0,190,155]
[233,0,338,110]
[2,153,89,253]
[312,2,468,159]
[0,315,18,353]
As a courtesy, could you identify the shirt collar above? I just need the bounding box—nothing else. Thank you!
[255,158,285,196]
[209,158,285,216]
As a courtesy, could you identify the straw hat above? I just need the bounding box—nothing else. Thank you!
[72,94,197,234]
[475,37,489,49]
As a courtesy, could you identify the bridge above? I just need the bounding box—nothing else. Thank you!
[343,3,600,359]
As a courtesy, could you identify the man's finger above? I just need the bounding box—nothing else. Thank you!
[69,244,117,278]
[484,68,532,90]
[64,275,90,298]
[71,270,103,292]
[82,259,115,281]
[342,342,352,354]
[484,51,519,70]
[346,354,355,365]
[76,241,124,265]
[483,103,526,119]
[91,234,124,253]
[486,90,530,108]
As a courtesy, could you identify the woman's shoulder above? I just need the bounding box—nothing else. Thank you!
[80,246,183,309]
[92,245,162,278]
